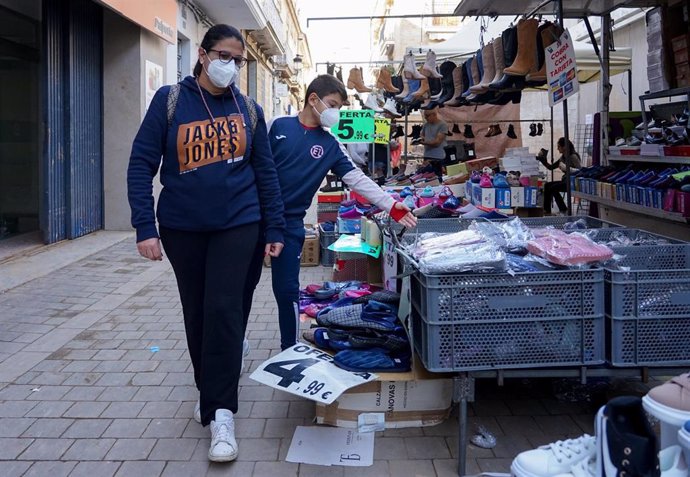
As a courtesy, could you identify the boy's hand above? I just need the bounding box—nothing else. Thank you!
[390,202,417,228]
[265,242,284,258]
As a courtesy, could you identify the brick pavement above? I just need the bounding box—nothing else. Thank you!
[0,236,616,476]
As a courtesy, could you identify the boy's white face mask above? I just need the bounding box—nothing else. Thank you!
[313,97,340,128]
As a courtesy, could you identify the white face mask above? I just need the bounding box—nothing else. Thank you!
[313,98,340,128]
[205,54,238,88]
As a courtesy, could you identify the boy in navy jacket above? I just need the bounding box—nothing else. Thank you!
[244,75,416,351]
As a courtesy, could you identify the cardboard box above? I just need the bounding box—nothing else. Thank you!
[445,163,467,177]
[315,378,453,429]
[510,187,525,207]
[523,187,539,208]
[676,191,690,217]
[318,192,345,203]
[470,182,496,208]
[301,236,320,267]
[495,188,511,208]
[464,156,498,173]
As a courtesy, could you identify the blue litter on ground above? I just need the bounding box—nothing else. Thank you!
[149,346,160,353]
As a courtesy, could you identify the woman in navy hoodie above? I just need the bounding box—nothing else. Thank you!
[127,24,284,463]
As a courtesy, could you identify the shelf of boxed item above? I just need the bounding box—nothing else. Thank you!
[572,192,688,223]
[606,155,690,165]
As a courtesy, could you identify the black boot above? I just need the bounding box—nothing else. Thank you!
[435,61,458,107]
[446,129,454,136]
[391,125,405,139]
[336,67,343,83]
[463,124,475,138]
[485,124,502,137]
[596,396,659,477]
[408,124,422,139]
[507,124,517,139]
[529,123,537,137]
[326,62,335,75]
[320,174,344,192]
[452,123,461,134]
[488,91,522,105]
[537,122,544,136]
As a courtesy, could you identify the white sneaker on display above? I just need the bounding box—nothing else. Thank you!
[364,93,383,112]
[383,98,402,118]
[208,409,238,462]
[659,445,688,477]
[511,434,596,477]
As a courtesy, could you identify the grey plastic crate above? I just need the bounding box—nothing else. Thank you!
[319,223,339,266]
[410,269,606,372]
[585,228,685,247]
[606,245,690,367]
[390,215,622,236]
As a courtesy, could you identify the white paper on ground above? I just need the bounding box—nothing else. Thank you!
[358,413,385,433]
[249,343,378,404]
[286,426,374,466]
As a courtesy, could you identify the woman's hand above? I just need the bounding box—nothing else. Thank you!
[265,242,284,258]
[391,202,417,228]
[137,238,163,261]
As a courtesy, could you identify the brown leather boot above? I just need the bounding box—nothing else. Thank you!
[526,23,561,82]
[376,68,401,93]
[444,65,466,107]
[412,76,430,100]
[465,55,482,100]
[347,67,372,92]
[488,37,505,85]
[503,18,539,77]
[470,42,495,94]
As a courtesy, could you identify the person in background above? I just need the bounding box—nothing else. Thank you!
[243,74,417,352]
[127,24,284,463]
[418,106,448,180]
[537,137,582,215]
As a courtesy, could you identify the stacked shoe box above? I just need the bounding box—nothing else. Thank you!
[646,7,671,93]
[500,148,541,177]
[671,33,690,87]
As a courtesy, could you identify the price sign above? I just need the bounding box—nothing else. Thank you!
[383,233,398,292]
[545,29,579,107]
[331,110,375,143]
[374,118,391,145]
[249,343,378,404]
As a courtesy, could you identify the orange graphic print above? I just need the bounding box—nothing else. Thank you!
[176,114,247,173]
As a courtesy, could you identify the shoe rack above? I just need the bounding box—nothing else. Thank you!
[573,87,690,228]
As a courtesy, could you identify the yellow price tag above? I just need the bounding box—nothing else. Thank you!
[374,118,391,145]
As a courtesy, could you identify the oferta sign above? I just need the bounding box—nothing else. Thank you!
[331,110,375,143]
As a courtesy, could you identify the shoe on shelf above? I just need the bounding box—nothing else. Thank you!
[438,186,454,201]
[463,124,475,138]
[519,175,531,187]
[507,124,518,139]
[511,434,596,477]
[364,93,384,112]
[506,172,520,186]
[493,174,510,188]
[208,409,238,462]
[470,171,482,183]
[596,396,659,477]
[346,67,372,93]
[479,174,493,188]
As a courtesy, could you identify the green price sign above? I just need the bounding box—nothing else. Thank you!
[330,110,375,143]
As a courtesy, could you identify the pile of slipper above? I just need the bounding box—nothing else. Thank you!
[302,291,411,373]
[299,281,374,318]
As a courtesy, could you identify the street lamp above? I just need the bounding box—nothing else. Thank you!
[293,54,303,74]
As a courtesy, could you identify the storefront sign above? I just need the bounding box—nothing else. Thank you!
[250,343,377,404]
[275,83,289,98]
[374,118,391,145]
[545,29,579,107]
[331,110,375,143]
[98,0,177,44]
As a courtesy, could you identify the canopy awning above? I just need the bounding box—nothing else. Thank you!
[453,0,667,18]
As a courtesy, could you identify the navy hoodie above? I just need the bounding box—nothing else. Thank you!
[127,76,285,244]
[267,115,395,226]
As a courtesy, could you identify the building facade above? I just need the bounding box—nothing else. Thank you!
[0,0,311,245]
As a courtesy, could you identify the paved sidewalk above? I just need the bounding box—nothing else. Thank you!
[0,235,615,476]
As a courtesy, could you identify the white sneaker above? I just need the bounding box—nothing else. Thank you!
[659,445,688,477]
[364,93,383,112]
[383,98,402,118]
[208,409,238,462]
[511,434,596,477]
[194,399,201,424]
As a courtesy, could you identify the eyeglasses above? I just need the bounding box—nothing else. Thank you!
[207,49,248,68]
